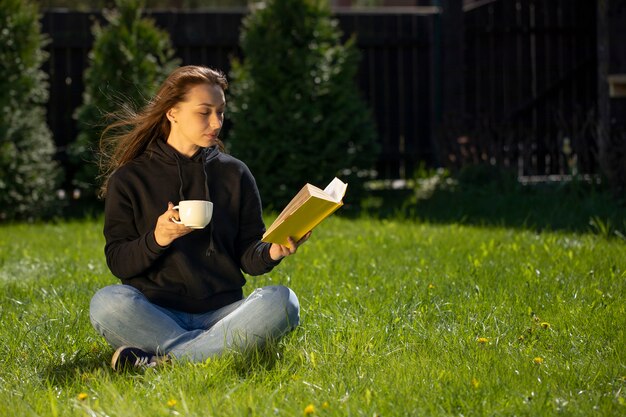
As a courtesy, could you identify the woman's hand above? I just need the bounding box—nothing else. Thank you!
[154,202,194,247]
[269,231,312,261]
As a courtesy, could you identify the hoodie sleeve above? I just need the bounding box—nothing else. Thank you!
[103,173,168,279]
[237,166,282,275]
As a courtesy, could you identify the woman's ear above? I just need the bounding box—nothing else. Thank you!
[166,107,177,123]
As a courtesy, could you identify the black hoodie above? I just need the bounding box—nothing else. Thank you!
[103,139,280,313]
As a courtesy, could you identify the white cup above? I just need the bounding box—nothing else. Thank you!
[172,200,213,228]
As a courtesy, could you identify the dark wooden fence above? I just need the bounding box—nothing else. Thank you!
[444,0,598,178]
[41,1,599,185]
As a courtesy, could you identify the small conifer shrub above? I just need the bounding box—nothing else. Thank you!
[0,0,61,220]
[228,0,379,209]
[71,0,179,196]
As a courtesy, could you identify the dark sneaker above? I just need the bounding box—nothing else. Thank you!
[111,346,161,371]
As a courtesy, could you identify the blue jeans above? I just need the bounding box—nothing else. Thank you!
[89,284,300,362]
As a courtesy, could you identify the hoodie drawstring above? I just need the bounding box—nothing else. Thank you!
[173,148,216,257]
[202,150,216,257]
[173,153,185,203]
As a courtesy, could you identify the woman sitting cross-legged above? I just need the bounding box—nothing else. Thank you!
[89,65,310,370]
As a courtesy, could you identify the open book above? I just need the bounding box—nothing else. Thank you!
[262,177,348,246]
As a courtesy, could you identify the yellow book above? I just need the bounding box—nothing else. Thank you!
[262,177,348,246]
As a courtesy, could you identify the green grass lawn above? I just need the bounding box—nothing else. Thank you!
[1,213,625,416]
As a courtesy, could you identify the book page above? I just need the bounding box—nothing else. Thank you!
[323,177,348,202]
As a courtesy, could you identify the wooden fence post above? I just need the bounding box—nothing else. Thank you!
[598,0,626,192]
[440,0,465,119]
[597,0,610,179]
[435,0,465,167]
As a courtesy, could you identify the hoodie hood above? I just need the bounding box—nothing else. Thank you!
[150,139,219,199]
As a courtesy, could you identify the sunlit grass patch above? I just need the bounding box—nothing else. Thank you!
[0,216,625,416]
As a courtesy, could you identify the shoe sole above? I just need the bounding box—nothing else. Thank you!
[110,345,130,371]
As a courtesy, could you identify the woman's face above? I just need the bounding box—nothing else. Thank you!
[166,82,225,157]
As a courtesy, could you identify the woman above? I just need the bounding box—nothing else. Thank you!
[89,65,309,370]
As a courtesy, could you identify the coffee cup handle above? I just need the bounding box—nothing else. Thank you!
[171,205,183,224]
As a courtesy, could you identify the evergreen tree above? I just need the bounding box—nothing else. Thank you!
[227,0,379,210]
[71,0,179,196]
[0,0,61,220]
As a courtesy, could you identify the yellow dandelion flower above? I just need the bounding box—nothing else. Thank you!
[470,378,480,389]
[321,401,329,409]
[428,283,435,289]
[304,404,315,415]
[167,399,177,407]
[540,322,551,329]
[533,357,544,364]
[477,337,489,344]
[77,392,88,401]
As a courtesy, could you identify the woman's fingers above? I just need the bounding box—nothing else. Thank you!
[269,231,313,261]
[154,203,192,246]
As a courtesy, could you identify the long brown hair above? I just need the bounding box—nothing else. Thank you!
[98,65,228,198]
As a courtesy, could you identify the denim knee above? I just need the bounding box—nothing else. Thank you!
[259,285,300,330]
[89,285,140,328]
[283,286,300,329]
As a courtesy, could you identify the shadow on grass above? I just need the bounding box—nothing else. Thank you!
[56,166,626,237]
[42,342,285,386]
[43,349,113,386]
[226,340,285,378]
[362,167,626,236]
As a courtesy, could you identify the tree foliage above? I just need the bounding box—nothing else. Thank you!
[0,0,61,220]
[71,0,179,195]
[227,0,379,210]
